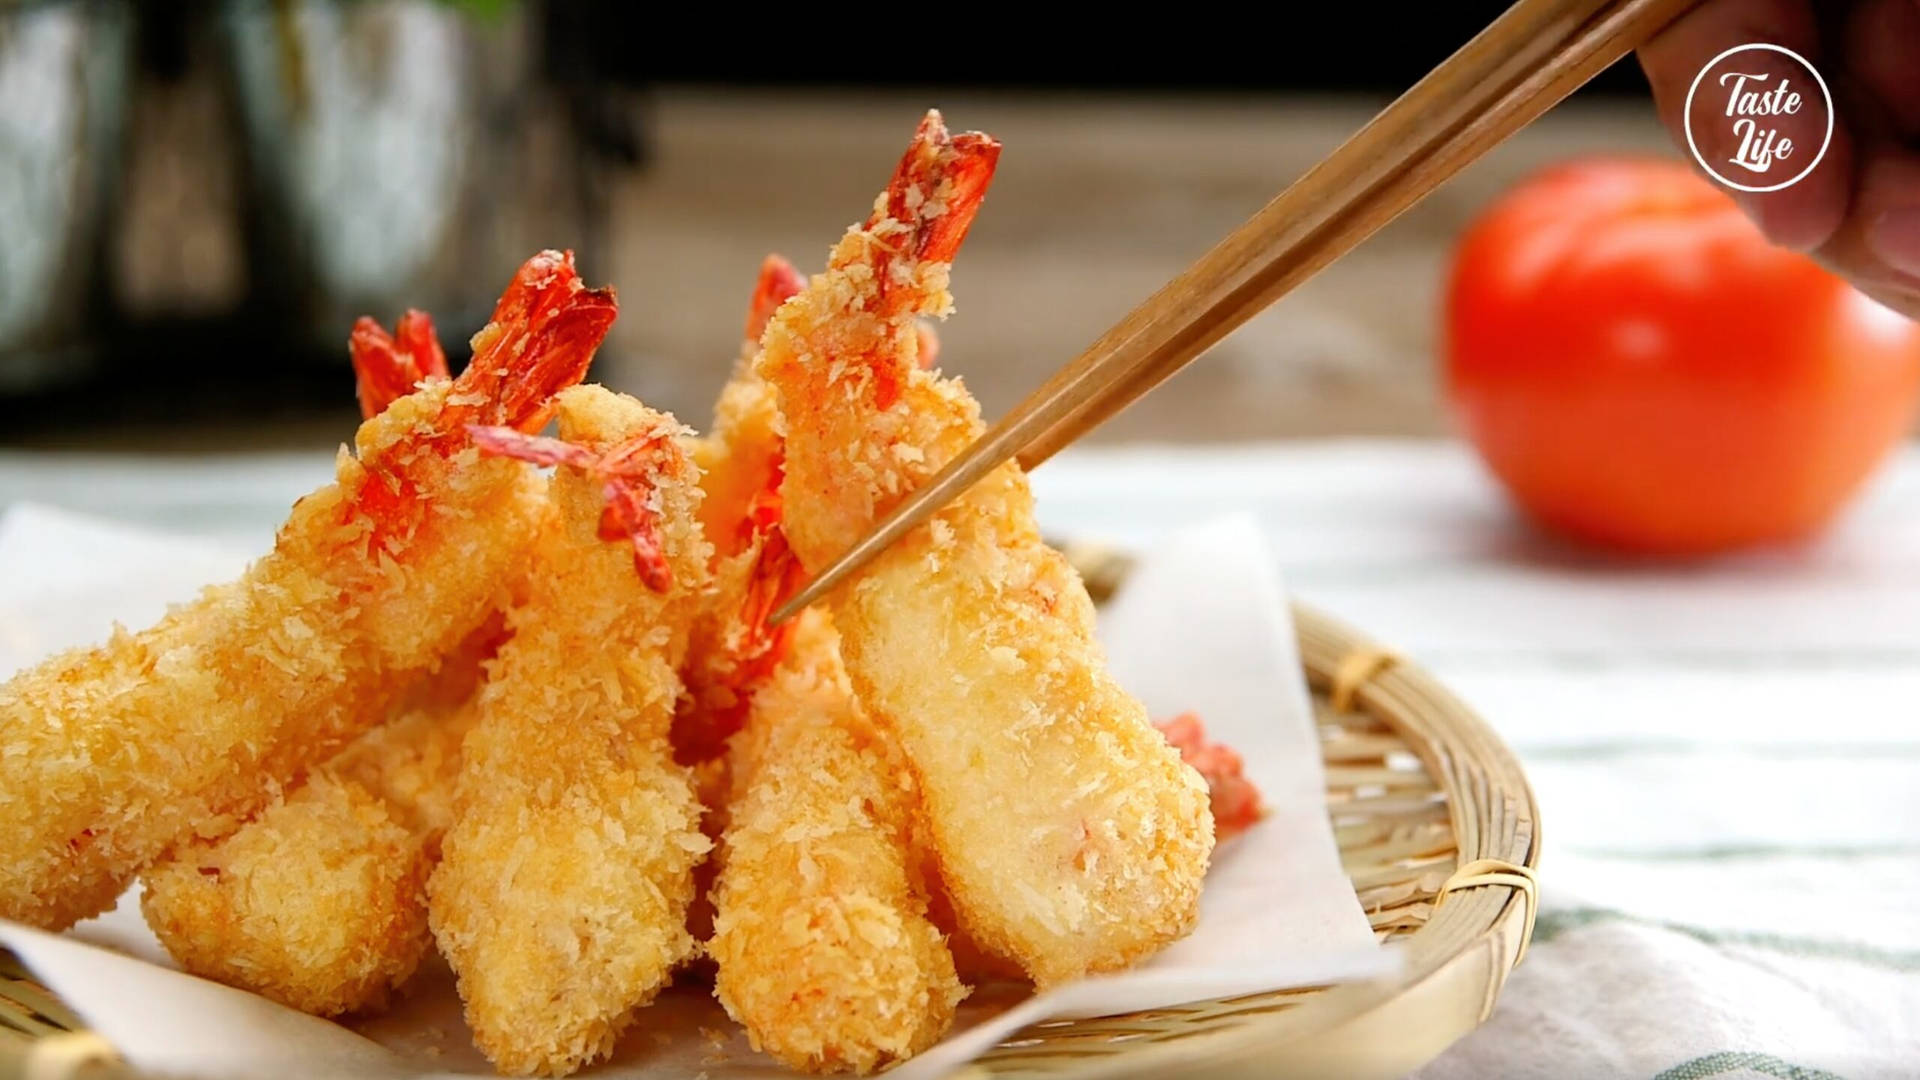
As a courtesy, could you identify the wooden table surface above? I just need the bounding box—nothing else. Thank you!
[1,90,1678,452]
[592,90,1674,443]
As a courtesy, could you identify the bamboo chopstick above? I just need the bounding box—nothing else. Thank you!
[772,0,1698,623]
[1016,0,1694,470]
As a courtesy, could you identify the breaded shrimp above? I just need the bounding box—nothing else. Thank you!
[691,254,808,561]
[429,386,714,1078]
[677,256,811,764]
[139,334,504,1014]
[758,113,1214,987]
[139,681,487,1017]
[709,612,963,1075]
[0,251,612,931]
[678,255,943,764]
[139,774,431,1016]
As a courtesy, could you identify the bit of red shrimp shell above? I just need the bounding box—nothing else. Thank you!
[450,250,617,432]
[868,113,1001,275]
[350,310,450,419]
[464,427,601,473]
[395,309,450,380]
[738,529,803,674]
[346,251,613,556]
[675,465,804,763]
[468,425,677,592]
[745,255,807,344]
[1155,712,1264,839]
[859,112,998,409]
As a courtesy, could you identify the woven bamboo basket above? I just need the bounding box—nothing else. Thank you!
[0,546,1539,1080]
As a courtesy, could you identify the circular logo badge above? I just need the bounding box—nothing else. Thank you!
[1683,43,1833,193]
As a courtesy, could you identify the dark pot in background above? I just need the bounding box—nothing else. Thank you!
[0,0,636,441]
[0,1,133,394]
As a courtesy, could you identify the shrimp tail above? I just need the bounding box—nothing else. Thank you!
[745,254,808,344]
[454,250,617,433]
[350,310,449,419]
[869,112,1001,274]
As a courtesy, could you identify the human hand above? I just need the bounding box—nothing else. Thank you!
[1639,0,1920,317]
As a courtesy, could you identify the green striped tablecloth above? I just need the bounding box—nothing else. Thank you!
[2,440,1915,1079]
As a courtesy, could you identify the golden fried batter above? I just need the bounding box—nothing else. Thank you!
[0,252,611,931]
[430,386,714,1078]
[759,113,1213,987]
[140,774,431,1016]
[710,610,963,1073]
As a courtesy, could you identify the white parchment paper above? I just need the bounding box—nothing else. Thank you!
[0,505,1392,1078]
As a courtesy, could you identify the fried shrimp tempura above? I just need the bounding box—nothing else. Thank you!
[139,324,502,1016]
[138,635,491,1015]
[429,386,714,1078]
[677,256,811,764]
[710,614,964,1075]
[759,113,1214,987]
[0,252,612,931]
[691,254,807,562]
[679,254,945,765]
[139,774,431,1016]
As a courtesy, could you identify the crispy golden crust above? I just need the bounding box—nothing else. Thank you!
[139,774,431,1017]
[678,256,811,766]
[329,693,482,846]
[139,695,478,1015]
[137,608,490,1015]
[429,386,715,1078]
[759,113,1213,987]
[834,497,1213,985]
[0,381,545,931]
[709,611,963,1074]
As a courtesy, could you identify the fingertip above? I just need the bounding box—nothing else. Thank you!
[1865,208,1920,278]
[1734,120,1855,254]
[1735,173,1849,253]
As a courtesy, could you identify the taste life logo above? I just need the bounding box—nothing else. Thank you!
[1683,43,1833,193]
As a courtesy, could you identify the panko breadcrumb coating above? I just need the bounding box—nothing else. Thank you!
[430,386,715,1078]
[677,255,812,765]
[759,112,1214,987]
[139,690,483,1015]
[139,773,431,1016]
[710,611,963,1075]
[139,325,506,1015]
[0,251,611,931]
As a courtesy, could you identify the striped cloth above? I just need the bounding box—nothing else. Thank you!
[2,440,1916,1079]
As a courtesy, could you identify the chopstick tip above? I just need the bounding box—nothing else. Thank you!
[767,585,815,627]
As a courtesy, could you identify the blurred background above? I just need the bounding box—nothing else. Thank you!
[6,8,1920,1076]
[0,0,1673,450]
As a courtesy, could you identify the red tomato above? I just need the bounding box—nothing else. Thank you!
[1445,158,1920,555]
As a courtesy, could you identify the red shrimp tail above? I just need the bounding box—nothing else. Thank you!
[394,309,449,381]
[351,311,450,420]
[741,528,803,659]
[745,254,807,343]
[873,111,1002,268]
[453,250,617,433]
